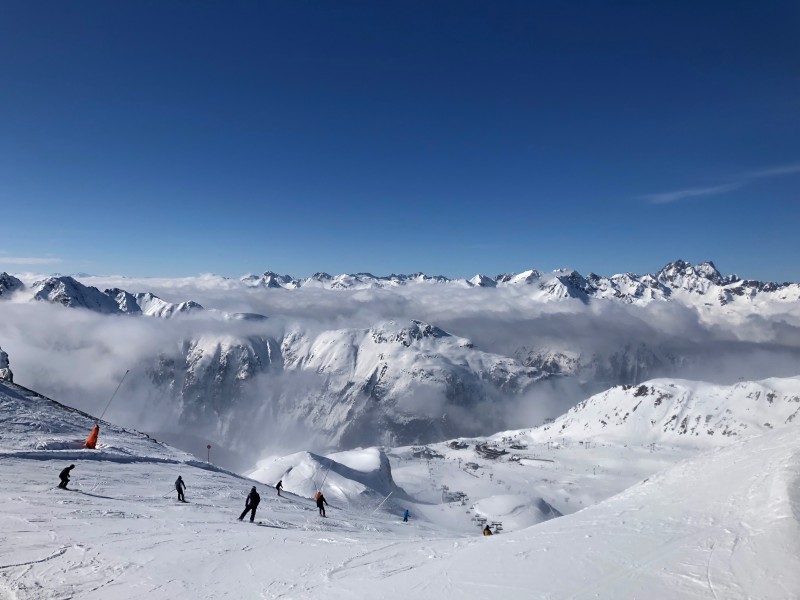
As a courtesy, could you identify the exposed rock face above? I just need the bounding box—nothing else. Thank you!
[0,273,25,298]
[0,346,13,383]
[147,320,543,448]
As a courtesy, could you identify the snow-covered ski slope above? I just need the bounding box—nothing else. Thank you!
[1,378,799,599]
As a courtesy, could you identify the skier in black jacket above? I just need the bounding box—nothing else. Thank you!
[316,491,328,517]
[58,465,75,489]
[238,486,260,522]
[175,476,186,502]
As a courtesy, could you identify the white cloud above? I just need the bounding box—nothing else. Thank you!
[0,256,63,265]
[642,182,743,204]
[644,159,800,205]
[745,162,800,179]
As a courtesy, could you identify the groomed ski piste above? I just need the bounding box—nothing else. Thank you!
[1,377,799,599]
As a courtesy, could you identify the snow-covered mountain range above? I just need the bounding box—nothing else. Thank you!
[154,319,543,452]
[27,275,205,317]
[11,258,791,311]
[237,260,800,307]
[1,259,798,458]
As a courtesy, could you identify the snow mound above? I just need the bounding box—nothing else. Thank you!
[247,447,404,506]
[472,494,561,530]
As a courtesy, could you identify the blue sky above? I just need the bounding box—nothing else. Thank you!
[1,1,798,281]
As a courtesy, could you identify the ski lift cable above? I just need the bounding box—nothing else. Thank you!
[99,369,130,421]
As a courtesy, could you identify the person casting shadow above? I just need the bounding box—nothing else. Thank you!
[238,486,260,522]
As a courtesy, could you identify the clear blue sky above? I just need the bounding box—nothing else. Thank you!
[1,1,798,281]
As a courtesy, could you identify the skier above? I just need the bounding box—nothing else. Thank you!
[483,525,493,536]
[238,486,260,522]
[276,480,283,497]
[58,464,75,489]
[175,476,186,502]
[315,491,328,517]
[403,509,410,523]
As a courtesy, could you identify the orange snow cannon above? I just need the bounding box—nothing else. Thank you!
[84,423,100,449]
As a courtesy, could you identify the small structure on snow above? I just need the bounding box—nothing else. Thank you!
[475,444,507,459]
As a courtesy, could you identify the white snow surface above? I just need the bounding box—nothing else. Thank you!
[1,377,799,598]
[537,376,800,446]
[246,448,402,508]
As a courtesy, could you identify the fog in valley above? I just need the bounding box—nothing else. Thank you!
[1,270,799,471]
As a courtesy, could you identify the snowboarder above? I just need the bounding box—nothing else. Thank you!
[58,464,75,489]
[276,480,283,497]
[403,509,410,522]
[483,525,493,536]
[315,491,328,517]
[175,476,186,502]
[238,486,260,522]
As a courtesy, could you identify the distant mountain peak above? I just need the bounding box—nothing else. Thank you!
[469,274,497,288]
[32,275,120,313]
[0,272,24,298]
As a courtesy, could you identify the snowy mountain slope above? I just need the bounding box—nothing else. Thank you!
[153,333,282,426]
[273,319,543,447]
[356,373,800,539]
[0,272,24,298]
[3,377,798,599]
[107,289,204,317]
[0,379,449,598]
[10,275,205,318]
[370,423,800,599]
[537,376,800,446]
[31,276,121,314]
[144,318,546,452]
[0,379,196,461]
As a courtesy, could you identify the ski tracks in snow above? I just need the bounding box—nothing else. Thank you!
[0,546,69,570]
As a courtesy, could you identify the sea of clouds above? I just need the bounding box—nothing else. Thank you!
[1,271,799,469]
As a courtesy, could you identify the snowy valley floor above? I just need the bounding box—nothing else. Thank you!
[1,380,799,599]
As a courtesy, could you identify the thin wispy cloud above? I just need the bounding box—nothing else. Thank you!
[643,182,743,205]
[0,256,63,265]
[745,162,800,179]
[643,160,800,205]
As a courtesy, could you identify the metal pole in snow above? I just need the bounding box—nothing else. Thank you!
[99,369,130,421]
[207,444,211,464]
[318,460,332,491]
[371,491,393,514]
